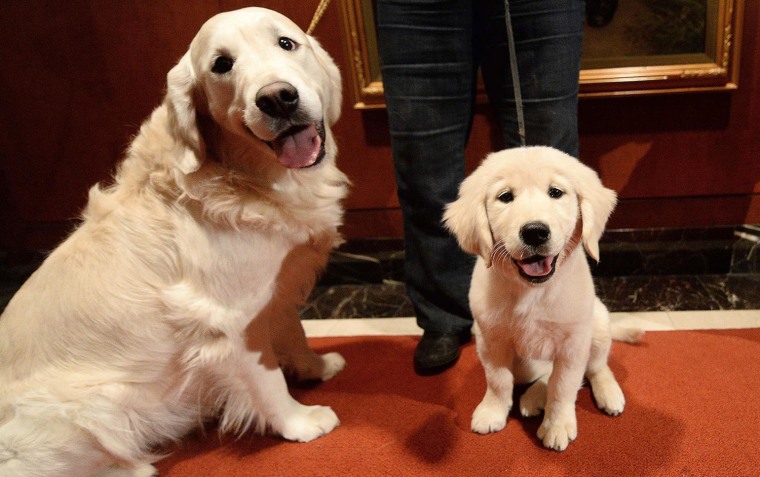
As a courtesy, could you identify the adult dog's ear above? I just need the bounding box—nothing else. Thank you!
[443,168,495,267]
[166,53,206,174]
[307,35,342,126]
[572,162,617,262]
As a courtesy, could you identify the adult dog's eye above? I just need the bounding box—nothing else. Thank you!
[278,37,297,51]
[548,187,564,199]
[497,191,514,203]
[211,56,234,74]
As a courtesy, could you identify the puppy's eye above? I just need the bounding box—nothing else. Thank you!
[211,56,234,74]
[278,37,297,51]
[497,191,514,203]
[548,187,564,199]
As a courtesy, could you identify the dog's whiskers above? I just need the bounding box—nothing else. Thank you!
[490,241,513,266]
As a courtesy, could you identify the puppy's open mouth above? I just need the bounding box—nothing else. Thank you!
[512,255,558,284]
[269,122,326,169]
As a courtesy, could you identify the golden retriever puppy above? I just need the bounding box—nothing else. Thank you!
[444,147,641,452]
[0,8,348,477]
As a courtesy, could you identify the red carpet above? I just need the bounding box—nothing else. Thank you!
[156,329,760,476]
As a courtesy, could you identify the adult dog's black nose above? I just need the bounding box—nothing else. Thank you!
[255,82,299,118]
[520,221,551,247]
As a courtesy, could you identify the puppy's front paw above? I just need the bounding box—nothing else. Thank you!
[320,352,346,381]
[471,400,509,434]
[591,378,626,416]
[278,404,340,442]
[537,414,577,451]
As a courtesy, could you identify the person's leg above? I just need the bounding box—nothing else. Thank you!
[376,0,476,372]
[479,0,585,157]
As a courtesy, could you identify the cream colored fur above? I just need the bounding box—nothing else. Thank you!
[444,147,642,452]
[0,8,348,476]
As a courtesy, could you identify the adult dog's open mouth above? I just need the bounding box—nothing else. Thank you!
[513,255,558,284]
[270,122,326,169]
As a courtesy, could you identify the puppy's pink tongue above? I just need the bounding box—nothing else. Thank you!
[517,256,554,277]
[273,125,321,168]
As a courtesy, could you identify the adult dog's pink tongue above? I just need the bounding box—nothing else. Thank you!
[273,125,321,168]
[517,256,555,277]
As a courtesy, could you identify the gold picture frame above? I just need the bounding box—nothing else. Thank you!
[339,0,744,109]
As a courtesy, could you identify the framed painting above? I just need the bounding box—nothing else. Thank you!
[339,0,744,108]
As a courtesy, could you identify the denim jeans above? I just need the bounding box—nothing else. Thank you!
[376,0,584,334]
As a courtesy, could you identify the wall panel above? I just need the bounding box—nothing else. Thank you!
[0,0,757,249]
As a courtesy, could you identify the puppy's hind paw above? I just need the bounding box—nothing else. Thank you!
[520,380,547,417]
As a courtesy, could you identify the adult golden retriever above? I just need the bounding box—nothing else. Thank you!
[444,147,641,451]
[0,8,348,476]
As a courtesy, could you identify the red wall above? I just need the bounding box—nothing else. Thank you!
[0,1,757,249]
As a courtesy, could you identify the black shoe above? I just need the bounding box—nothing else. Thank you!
[413,330,471,375]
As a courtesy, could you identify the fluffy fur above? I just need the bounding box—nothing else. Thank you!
[0,8,349,476]
[444,147,642,452]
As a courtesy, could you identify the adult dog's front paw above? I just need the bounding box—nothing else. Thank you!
[93,464,158,477]
[471,400,509,434]
[320,352,346,381]
[278,404,340,442]
[279,351,345,382]
[537,413,577,451]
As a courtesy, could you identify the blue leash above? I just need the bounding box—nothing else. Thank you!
[503,0,526,147]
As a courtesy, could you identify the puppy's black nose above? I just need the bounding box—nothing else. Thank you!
[255,82,299,118]
[520,221,551,247]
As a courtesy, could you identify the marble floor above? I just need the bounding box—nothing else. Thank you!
[301,273,760,320]
[301,225,760,320]
[302,310,760,338]
[2,226,759,335]
[302,225,760,337]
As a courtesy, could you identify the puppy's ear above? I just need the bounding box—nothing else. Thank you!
[443,170,495,267]
[307,35,342,126]
[166,53,206,174]
[572,162,617,262]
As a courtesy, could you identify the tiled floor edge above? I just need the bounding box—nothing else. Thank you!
[303,310,760,338]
